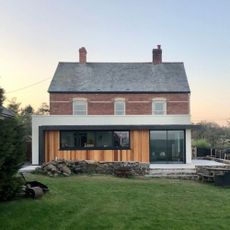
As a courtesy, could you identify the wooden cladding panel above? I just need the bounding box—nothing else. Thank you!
[44,130,149,163]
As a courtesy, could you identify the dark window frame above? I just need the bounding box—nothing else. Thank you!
[60,130,130,150]
[149,129,186,163]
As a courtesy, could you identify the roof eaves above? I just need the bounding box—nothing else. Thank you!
[48,90,191,94]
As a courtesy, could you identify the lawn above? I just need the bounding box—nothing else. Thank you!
[0,174,230,230]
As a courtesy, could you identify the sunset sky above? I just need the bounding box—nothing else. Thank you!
[0,0,230,125]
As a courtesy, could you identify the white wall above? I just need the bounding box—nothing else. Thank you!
[186,129,192,163]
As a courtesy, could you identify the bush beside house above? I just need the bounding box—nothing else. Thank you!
[0,118,25,201]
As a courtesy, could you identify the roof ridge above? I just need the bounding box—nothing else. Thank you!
[58,62,184,64]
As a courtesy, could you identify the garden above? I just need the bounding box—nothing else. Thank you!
[1,174,230,230]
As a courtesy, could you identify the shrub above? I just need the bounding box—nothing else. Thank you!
[0,118,25,201]
[192,139,211,149]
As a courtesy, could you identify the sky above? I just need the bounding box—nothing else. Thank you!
[0,0,230,125]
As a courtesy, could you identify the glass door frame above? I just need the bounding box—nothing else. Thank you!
[149,129,186,164]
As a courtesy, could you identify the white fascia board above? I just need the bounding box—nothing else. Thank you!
[32,114,191,127]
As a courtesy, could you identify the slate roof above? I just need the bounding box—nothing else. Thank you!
[48,62,190,93]
[0,106,15,118]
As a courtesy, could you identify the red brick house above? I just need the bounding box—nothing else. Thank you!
[32,45,193,165]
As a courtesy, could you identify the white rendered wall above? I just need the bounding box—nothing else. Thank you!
[32,115,192,165]
[186,129,192,163]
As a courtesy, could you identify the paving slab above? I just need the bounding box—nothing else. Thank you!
[19,165,40,173]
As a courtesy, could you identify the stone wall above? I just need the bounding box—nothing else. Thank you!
[38,159,150,177]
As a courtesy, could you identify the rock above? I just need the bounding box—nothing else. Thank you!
[85,160,98,165]
[61,165,71,176]
[71,165,83,174]
[44,163,58,172]
[38,160,150,177]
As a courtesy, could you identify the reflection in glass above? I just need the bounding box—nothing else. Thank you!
[96,131,113,147]
[60,130,130,150]
[150,130,185,163]
[114,131,129,148]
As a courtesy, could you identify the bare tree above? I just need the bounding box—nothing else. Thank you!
[7,97,21,114]
[36,102,49,115]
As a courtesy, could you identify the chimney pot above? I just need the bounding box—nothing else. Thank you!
[79,47,87,64]
[152,45,162,64]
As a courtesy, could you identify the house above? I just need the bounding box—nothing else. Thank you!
[0,106,15,119]
[32,45,193,165]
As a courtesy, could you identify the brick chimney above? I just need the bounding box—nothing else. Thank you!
[152,45,162,64]
[79,47,87,64]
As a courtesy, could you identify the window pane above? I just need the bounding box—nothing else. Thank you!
[152,100,166,115]
[96,131,113,147]
[75,131,95,147]
[60,130,130,150]
[76,101,86,106]
[75,104,85,110]
[154,110,164,115]
[115,101,125,115]
[76,110,87,115]
[114,131,129,148]
[116,110,125,115]
[150,130,185,163]
[73,100,87,115]
[167,131,184,162]
[155,102,163,111]
[116,102,124,110]
[150,131,167,161]
[60,131,75,148]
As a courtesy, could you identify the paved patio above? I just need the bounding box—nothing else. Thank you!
[150,159,226,169]
[192,159,226,166]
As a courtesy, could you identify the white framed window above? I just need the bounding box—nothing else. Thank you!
[114,99,125,115]
[152,98,166,115]
[73,98,87,115]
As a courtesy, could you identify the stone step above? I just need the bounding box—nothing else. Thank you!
[145,174,198,180]
[146,173,197,177]
[149,168,196,175]
[150,167,196,170]
[147,168,197,179]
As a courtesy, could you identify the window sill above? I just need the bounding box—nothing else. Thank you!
[59,147,131,151]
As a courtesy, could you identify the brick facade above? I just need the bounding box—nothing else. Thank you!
[50,93,190,115]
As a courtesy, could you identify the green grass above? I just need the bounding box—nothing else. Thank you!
[0,175,230,230]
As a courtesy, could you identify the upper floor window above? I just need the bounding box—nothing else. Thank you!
[152,98,166,115]
[73,98,87,115]
[114,99,125,115]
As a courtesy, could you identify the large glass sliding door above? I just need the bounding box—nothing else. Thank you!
[150,131,168,161]
[150,130,185,163]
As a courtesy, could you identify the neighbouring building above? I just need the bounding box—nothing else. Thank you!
[0,106,15,119]
[32,45,193,165]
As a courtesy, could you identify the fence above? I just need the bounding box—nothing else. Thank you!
[193,147,225,159]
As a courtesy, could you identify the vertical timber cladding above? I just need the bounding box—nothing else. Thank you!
[44,130,150,163]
